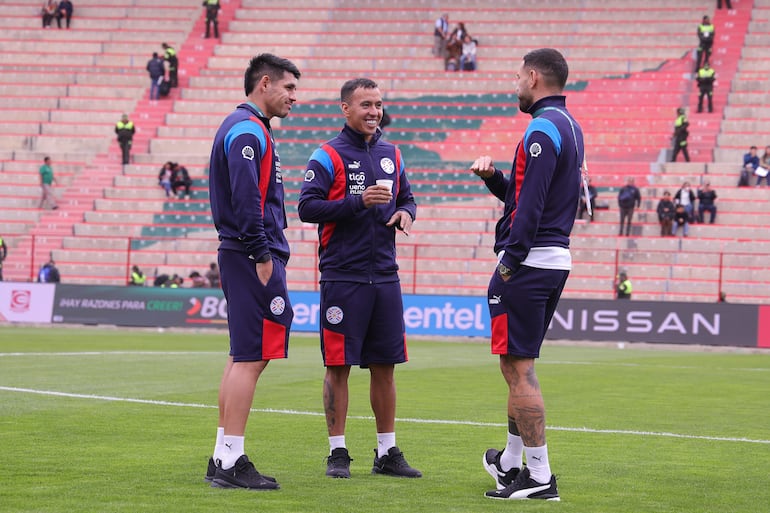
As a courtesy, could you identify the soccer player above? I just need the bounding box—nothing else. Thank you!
[470,48,584,501]
[205,53,300,490]
[298,78,420,479]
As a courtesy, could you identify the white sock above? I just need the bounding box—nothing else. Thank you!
[376,432,396,458]
[211,427,225,462]
[220,435,245,470]
[329,435,346,454]
[500,431,524,470]
[524,444,552,483]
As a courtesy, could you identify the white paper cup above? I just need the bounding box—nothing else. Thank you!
[376,179,393,191]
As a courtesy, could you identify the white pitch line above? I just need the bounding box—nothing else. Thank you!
[2,386,768,445]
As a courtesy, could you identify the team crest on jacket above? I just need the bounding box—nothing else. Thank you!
[270,296,286,316]
[326,306,344,325]
[304,169,315,182]
[529,142,542,157]
[380,157,395,174]
[242,146,255,160]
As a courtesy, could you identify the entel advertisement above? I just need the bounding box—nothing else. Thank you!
[0,283,766,348]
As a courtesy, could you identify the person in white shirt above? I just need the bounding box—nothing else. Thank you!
[460,34,477,71]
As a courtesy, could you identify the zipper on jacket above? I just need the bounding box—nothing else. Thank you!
[366,142,377,283]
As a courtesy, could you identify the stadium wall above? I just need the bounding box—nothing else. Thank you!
[1,283,767,349]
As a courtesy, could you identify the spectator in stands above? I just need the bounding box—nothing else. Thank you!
[56,0,73,29]
[129,265,146,286]
[617,177,641,236]
[671,107,690,162]
[37,259,60,283]
[445,22,470,71]
[738,162,753,186]
[460,34,478,71]
[159,274,183,288]
[203,0,220,38]
[695,15,715,72]
[205,262,220,288]
[674,181,696,223]
[189,271,209,288]
[673,204,689,237]
[146,52,165,101]
[717,0,732,9]
[696,62,715,113]
[41,1,57,28]
[153,273,170,287]
[38,156,59,210]
[171,162,192,199]
[460,34,476,71]
[449,22,469,45]
[578,177,597,222]
[744,145,760,171]
[755,146,770,187]
[656,191,675,236]
[115,113,135,165]
[615,271,632,299]
[158,161,173,197]
[162,43,178,88]
[445,35,462,71]
[0,235,7,281]
[433,13,449,57]
[718,291,727,302]
[697,182,718,224]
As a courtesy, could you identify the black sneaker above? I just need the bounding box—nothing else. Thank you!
[485,467,560,501]
[482,448,520,490]
[206,457,276,484]
[210,454,280,490]
[204,457,216,482]
[325,447,352,478]
[371,446,422,478]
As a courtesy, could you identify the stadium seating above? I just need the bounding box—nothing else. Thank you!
[1,0,770,304]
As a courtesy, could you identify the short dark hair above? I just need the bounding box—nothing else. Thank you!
[522,48,568,90]
[244,53,301,96]
[340,78,378,104]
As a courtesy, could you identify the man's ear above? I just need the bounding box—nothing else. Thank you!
[258,74,270,92]
[528,68,538,88]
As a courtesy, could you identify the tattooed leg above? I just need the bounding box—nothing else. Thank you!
[324,365,351,436]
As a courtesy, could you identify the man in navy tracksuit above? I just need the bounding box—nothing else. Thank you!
[298,78,420,480]
[206,53,300,490]
[471,48,584,502]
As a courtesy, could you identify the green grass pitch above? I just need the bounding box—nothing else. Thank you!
[1,326,768,513]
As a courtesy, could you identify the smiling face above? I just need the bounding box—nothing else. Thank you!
[264,71,298,118]
[341,86,383,141]
[255,70,298,119]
